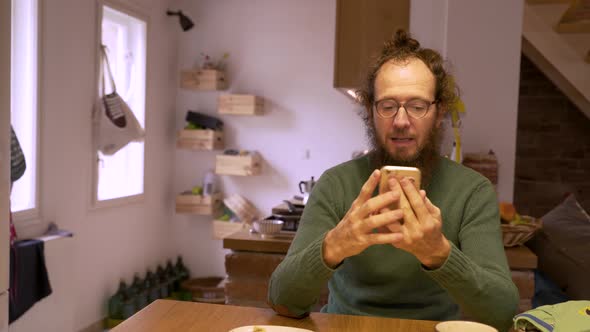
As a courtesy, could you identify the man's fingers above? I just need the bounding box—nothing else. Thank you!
[388,176,402,193]
[353,170,381,209]
[424,196,441,218]
[356,190,400,218]
[400,177,430,222]
[369,232,404,245]
[362,209,403,231]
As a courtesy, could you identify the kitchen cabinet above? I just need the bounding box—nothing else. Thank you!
[222,230,328,309]
[333,0,410,94]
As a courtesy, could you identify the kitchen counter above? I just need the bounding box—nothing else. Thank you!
[223,229,537,268]
[222,229,294,254]
[222,229,328,309]
[223,229,536,313]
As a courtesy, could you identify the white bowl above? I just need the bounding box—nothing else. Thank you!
[253,219,284,236]
[435,321,498,332]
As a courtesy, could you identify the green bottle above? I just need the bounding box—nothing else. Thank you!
[108,281,128,320]
[175,256,192,301]
[157,265,169,298]
[165,260,177,293]
[131,274,148,311]
[148,269,161,302]
[175,256,190,283]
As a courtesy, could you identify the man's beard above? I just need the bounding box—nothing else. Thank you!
[365,119,443,189]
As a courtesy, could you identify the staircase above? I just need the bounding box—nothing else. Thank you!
[522,0,590,118]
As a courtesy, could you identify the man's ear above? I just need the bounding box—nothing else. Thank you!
[366,106,374,121]
[435,105,447,128]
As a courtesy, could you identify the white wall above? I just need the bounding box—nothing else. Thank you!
[445,0,524,202]
[412,0,524,202]
[172,0,367,277]
[172,0,524,278]
[10,0,178,331]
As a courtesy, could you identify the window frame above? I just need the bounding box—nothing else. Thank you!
[91,0,149,210]
[11,0,42,226]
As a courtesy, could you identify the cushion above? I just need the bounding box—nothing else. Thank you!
[526,194,590,300]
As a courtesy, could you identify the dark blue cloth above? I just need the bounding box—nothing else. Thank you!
[9,239,52,323]
[532,269,569,308]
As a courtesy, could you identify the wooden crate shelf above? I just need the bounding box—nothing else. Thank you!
[176,129,224,150]
[218,94,264,115]
[215,152,262,176]
[180,69,227,91]
[176,192,223,215]
[212,220,247,240]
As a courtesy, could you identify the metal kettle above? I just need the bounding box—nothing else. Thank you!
[298,176,316,204]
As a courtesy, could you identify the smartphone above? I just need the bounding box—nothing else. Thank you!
[379,166,421,192]
[379,166,422,210]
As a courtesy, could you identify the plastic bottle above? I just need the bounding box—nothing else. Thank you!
[203,170,217,196]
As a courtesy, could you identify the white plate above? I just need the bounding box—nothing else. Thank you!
[229,326,314,332]
[435,321,498,332]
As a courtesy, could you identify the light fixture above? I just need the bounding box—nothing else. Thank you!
[346,89,358,99]
[166,10,194,31]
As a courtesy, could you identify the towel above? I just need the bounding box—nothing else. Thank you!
[513,300,590,332]
[9,239,52,323]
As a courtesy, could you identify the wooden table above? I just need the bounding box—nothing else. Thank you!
[112,300,439,332]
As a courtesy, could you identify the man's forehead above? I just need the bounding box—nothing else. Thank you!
[375,59,436,96]
[377,59,434,82]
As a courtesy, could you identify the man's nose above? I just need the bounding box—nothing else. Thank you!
[392,107,411,129]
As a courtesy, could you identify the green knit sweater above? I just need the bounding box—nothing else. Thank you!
[268,155,519,331]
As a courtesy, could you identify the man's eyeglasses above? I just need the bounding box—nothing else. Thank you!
[374,98,437,119]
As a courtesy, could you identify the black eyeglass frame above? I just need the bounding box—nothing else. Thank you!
[373,98,438,119]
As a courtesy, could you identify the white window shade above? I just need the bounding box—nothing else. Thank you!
[10,0,38,214]
[96,5,146,203]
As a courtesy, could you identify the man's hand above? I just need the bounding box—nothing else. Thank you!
[322,170,405,268]
[385,176,451,269]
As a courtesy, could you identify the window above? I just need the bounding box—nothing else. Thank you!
[95,3,146,204]
[10,0,39,217]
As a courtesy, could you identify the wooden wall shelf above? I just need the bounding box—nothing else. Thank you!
[180,69,227,91]
[218,94,264,115]
[215,152,262,176]
[175,192,223,215]
[176,129,224,150]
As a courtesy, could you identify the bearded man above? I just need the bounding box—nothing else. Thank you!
[268,30,518,332]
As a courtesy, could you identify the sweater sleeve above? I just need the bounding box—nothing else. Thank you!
[424,180,519,332]
[268,172,341,317]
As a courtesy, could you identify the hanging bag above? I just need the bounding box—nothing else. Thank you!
[93,45,144,155]
[10,126,26,185]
